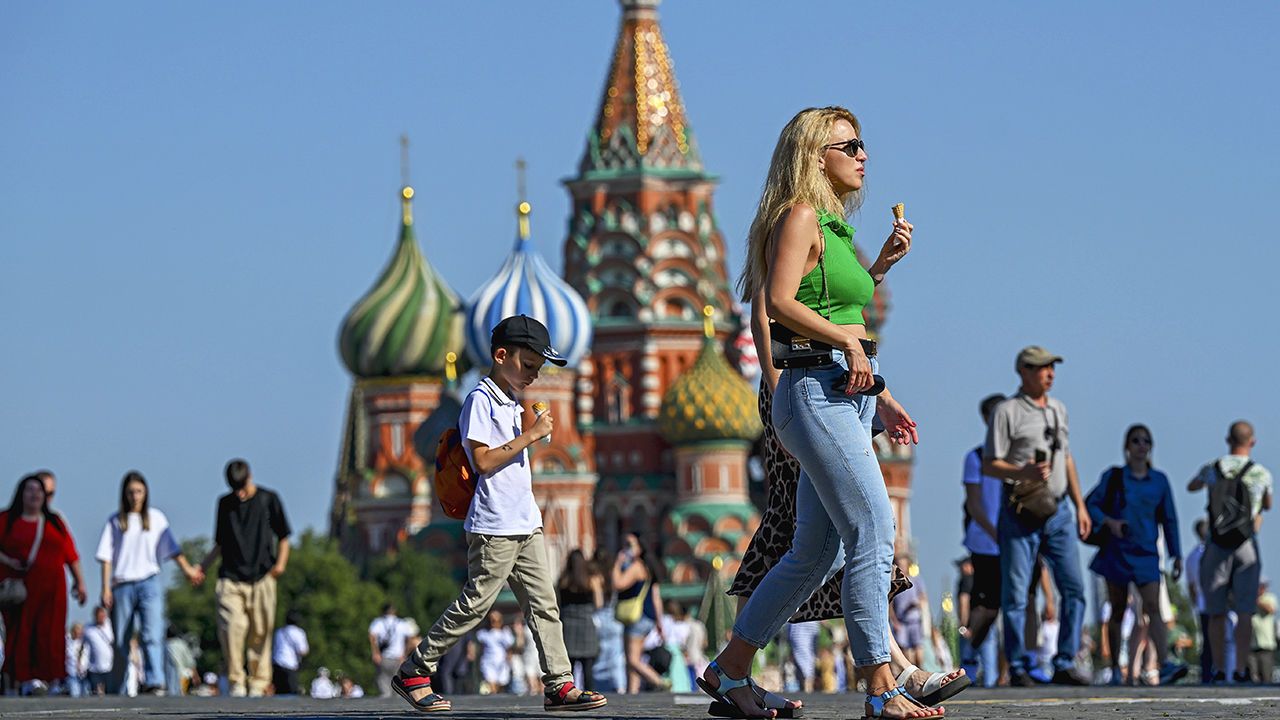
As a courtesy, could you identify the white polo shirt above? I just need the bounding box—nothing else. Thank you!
[460,377,542,535]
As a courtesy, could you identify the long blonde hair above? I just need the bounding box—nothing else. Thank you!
[737,106,864,302]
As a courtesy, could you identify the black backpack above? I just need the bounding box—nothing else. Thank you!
[1208,460,1255,550]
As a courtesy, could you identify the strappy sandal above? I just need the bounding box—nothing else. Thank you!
[865,685,944,718]
[696,660,802,718]
[391,673,451,713]
[544,681,608,712]
[895,664,970,706]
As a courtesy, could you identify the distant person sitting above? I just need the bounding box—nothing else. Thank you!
[195,459,292,697]
[1188,421,1273,684]
[1087,424,1187,686]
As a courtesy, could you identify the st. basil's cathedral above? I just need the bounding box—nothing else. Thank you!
[328,0,914,597]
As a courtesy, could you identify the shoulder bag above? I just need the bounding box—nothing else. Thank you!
[0,516,45,608]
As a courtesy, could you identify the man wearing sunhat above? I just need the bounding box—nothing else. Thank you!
[983,346,1092,686]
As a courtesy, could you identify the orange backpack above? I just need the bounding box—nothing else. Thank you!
[433,427,477,520]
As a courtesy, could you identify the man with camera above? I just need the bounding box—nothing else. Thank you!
[983,346,1091,686]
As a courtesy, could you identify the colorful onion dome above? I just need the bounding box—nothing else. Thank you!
[339,186,469,378]
[465,200,592,368]
[659,307,763,445]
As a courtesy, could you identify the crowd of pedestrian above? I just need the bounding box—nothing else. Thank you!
[955,348,1275,687]
[0,460,292,698]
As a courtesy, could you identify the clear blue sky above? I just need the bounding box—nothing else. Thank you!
[4,1,1278,625]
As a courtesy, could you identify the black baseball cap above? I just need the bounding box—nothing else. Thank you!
[490,315,568,367]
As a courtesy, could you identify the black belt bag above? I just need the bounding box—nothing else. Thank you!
[770,325,877,369]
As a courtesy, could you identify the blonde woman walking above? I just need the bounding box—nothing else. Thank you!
[697,107,934,719]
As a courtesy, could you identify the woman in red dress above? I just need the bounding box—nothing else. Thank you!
[0,473,87,692]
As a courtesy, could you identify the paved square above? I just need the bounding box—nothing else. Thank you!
[4,687,1280,719]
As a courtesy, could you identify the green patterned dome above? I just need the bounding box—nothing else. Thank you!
[339,187,469,378]
[659,308,763,445]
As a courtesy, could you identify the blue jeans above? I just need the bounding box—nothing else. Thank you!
[110,573,167,691]
[65,676,89,697]
[734,352,895,666]
[998,499,1086,672]
[959,628,999,687]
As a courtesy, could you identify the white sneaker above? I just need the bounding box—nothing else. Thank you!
[230,684,248,697]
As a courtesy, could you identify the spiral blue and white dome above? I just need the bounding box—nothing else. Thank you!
[465,202,593,368]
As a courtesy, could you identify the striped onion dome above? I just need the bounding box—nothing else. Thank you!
[338,186,469,378]
[659,307,763,445]
[465,201,592,368]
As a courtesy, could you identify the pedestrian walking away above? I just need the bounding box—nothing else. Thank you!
[558,549,603,691]
[195,459,292,697]
[1189,420,1273,684]
[983,346,1091,687]
[392,314,607,713]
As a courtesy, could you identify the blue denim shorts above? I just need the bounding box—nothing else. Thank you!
[624,615,655,638]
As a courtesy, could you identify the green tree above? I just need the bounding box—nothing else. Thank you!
[166,537,221,673]
[167,530,387,688]
[273,530,386,687]
[366,544,461,634]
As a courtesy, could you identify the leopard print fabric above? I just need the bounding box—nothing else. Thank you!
[728,382,911,622]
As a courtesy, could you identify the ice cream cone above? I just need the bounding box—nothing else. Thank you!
[892,203,905,223]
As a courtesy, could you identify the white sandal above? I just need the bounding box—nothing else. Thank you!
[895,664,970,706]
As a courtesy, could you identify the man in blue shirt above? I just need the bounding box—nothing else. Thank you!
[959,394,1005,686]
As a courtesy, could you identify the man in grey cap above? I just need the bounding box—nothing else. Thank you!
[983,346,1091,686]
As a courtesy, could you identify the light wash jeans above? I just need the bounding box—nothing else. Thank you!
[110,573,167,692]
[734,351,895,666]
[998,498,1086,672]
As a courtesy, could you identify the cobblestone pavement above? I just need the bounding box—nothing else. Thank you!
[4,687,1279,719]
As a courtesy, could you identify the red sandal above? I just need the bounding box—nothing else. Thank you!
[391,673,451,713]
[544,681,608,712]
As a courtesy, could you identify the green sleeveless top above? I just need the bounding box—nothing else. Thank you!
[794,209,875,325]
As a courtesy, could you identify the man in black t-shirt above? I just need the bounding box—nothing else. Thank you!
[195,459,291,697]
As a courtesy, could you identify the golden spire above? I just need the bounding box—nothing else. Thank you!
[702,304,715,338]
[516,157,530,241]
[400,135,414,226]
[590,0,694,162]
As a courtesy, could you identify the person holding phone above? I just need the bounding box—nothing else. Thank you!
[1087,424,1186,686]
[982,346,1091,686]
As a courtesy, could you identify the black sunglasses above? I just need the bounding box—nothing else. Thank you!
[822,138,865,158]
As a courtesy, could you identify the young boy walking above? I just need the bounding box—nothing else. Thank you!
[393,315,607,713]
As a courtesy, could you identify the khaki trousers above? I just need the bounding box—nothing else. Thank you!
[403,529,572,690]
[216,575,277,694]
